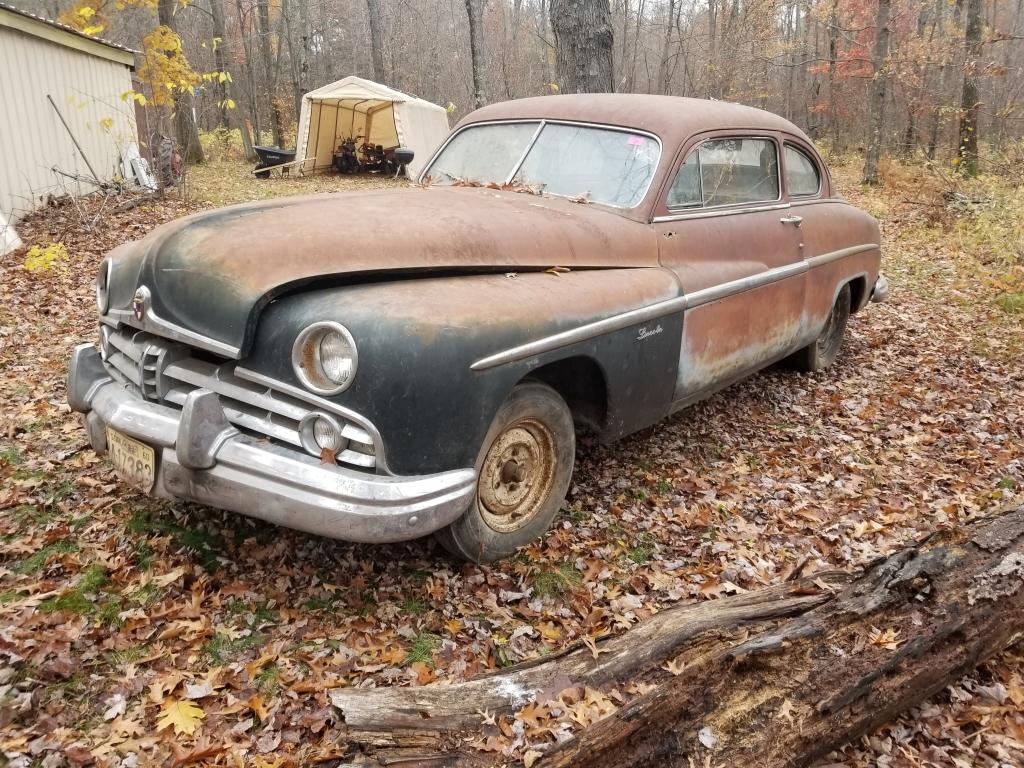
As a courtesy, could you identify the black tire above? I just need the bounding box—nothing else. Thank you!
[436,381,575,563]
[789,283,852,372]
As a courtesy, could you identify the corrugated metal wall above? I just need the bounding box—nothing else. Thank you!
[0,24,137,220]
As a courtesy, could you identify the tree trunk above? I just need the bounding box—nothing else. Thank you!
[158,0,206,164]
[330,505,1024,767]
[656,0,676,94]
[549,0,615,93]
[862,0,891,184]
[827,0,839,151]
[927,0,948,160]
[465,0,488,108]
[209,0,230,128]
[209,0,256,161]
[256,0,285,147]
[236,0,263,144]
[365,0,387,83]
[957,0,984,175]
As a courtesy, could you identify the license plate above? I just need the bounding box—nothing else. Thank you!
[106,427,156,492]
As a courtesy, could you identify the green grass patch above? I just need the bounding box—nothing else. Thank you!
[106,644,150,666]
[201,631,266,664]
[655,478,674,495]
[997,293,1024,314]
[303,593,342,611]
[255,664,280,693]
[627,543,653,565]
[0,445,21,465]
[12,504,54,529]
[402,632,439,667]
[997,476,1018,491]
[14,539,77,574]
[127,509,223,570]
[401,596,428,615]
[532,564,582,598]
[566,504,590,524]
[39,564,110,616]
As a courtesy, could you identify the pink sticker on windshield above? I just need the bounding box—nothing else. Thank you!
[627,135,646,146]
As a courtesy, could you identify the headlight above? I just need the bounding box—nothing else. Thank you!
[292,322,358,395]
[96,258,112,313]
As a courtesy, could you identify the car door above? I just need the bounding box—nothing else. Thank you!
[653,133,806,406]
[781,137,869,344]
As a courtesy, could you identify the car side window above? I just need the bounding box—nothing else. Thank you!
[784,144,821,197]
[667,137,780,210]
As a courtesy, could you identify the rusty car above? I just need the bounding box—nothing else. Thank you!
[67,94,887,562]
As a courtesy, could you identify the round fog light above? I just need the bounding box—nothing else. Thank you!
[299,413,349,458]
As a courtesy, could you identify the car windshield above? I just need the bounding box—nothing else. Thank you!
[423,121,660,208]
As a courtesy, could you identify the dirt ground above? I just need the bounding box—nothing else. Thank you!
[1,158,1022,767]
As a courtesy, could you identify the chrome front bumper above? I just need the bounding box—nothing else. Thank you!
[871,274,889,303]
[68,344,477,543]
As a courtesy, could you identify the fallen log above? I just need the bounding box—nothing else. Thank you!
[331,505,1024,767]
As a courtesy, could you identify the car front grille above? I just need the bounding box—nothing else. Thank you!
[99,324,380,472]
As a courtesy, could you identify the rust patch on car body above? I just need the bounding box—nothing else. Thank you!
[106,186,660,355]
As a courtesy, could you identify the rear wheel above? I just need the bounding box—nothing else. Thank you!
[790,283,851,372]
[436,381,575,563]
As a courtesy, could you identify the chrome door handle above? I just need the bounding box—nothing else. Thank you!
[780,215,803,226]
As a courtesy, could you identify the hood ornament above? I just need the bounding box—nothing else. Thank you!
[132,286,149,321]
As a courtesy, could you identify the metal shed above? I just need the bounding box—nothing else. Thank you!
[0,2,137,252]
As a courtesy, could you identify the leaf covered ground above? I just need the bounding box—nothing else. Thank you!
[1,159,1022,767]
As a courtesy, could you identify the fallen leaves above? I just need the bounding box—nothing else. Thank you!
[156,698,205,736]
[0,160,1021,768]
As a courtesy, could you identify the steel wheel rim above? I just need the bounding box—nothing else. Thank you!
[478,418,558,533]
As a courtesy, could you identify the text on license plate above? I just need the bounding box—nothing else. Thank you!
[105,427,156,492]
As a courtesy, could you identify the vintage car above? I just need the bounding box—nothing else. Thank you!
[68,94,887,562]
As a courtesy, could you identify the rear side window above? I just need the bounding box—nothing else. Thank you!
[667,137,780,209]
[784,144,821,197]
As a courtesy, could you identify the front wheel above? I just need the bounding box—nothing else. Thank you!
[789,283,851,372]
[436,381,575,563]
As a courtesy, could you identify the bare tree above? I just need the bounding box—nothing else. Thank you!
[210,0,257,160]
[862,0,891,185]
[256,0,286,147]
[957,0,984,174]
[466,0,488,107]
[549,0,615,93]
[366,0,387,82]
[158,0,206,163]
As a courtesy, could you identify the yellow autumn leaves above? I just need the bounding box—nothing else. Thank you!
[156,698,205,736]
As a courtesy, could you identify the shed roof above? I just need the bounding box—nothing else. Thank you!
[459,94,810,145]
[0,2,136,67]
[303,75,447,113]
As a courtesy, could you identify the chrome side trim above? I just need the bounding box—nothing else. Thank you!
[102,304,241,359]
[653,202,791,223]
[806,243,878,268]
[470,242,881,370]
[789,197,849,208]
[470,296,689,371]
[684,260,808,310]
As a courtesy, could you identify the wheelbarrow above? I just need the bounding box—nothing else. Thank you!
[253,146,297,179]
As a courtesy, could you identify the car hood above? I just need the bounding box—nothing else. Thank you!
[104,186,659,357]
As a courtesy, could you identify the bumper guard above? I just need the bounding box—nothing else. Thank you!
[68,344,476,543]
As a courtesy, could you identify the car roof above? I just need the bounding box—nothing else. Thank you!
[456,94,812,147]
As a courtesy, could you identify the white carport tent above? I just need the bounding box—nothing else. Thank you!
[294,76,450,178]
